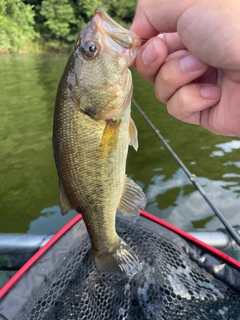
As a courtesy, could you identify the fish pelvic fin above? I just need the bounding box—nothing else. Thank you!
[118,176,147,216]
[59,181,72,216]
[129,117,138,151]
[93,238,139,277]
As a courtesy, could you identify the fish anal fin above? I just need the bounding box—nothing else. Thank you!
[129,117,138,151]
[118,176,147,216]
[93,238,139,276]
[59,181,72,216]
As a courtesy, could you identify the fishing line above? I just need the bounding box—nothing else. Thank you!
[132,98,240,247]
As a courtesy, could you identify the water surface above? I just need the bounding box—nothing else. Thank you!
[0,54,239,235]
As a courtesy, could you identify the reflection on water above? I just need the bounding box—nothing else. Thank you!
[216,140,240,152]
[210,140,240,157]
[28,206,77,234]
[0,54,239,234]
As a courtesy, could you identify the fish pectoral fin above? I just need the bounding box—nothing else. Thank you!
[100,119,121,157]
[128,117,138,151]
[118,176,147,216]
[93,238,139,276]
[59,181,72,216]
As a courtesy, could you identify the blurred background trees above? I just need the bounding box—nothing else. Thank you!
[0,0,39,52]
[0,0,138,53]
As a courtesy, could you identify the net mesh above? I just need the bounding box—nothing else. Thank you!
[17,217,240,320]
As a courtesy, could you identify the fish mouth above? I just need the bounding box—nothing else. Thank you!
[93,8,145,61]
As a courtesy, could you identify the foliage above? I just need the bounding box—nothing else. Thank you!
[76,0,104,23]
[40,0,76,40]
[0,0,39,53]
[74,0,137,29]
[1,0,138,53]
[104,0,137,27]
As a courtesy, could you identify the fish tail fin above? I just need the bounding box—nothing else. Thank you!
[93,238,139,277]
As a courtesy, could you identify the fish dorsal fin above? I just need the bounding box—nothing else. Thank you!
[59,181,72,216]
[118,176,147,216]
[129,117,138,151]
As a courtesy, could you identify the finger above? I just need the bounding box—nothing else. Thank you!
[166,83,221,125]
[135,37,168,83]
[155,53,210,103]
[158,33,186,54]
[194,66,218,86]
[130,0,194,38]
[135,35,186,83]
[166,50,189,61]
[131,0,240,70]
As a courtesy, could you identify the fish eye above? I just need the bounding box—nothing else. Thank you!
[89,44,96,52]
[81,41,99,59]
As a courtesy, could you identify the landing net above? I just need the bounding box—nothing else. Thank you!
[1,213,240,320]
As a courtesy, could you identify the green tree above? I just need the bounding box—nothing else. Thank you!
[40,0,77,47]
[72,0,106,35]
[76,0,103,22]
[73,0,137,34]
[0,0,39,53]
[0,0,138,53]
[104,0,137,27]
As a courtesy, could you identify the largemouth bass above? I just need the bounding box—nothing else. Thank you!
[53,8,146,276]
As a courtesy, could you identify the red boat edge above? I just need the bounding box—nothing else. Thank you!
[0,214,82,299]
[1,210,240,300]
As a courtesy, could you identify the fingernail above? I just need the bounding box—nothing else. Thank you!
[200,86,221,99]
[180,54,206,72]
[142,40,159,65]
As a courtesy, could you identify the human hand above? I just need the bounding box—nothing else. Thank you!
[130,0,240,136]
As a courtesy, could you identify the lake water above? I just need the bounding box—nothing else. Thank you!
[0,54,240,235]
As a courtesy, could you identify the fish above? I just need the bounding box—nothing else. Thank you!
[52,8,147,276]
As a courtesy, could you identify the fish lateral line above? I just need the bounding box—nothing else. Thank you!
[100,119,121,157]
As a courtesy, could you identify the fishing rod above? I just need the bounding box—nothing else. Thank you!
[132,98,240,247]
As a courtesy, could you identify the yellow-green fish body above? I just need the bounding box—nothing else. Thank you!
[53,8,146,275]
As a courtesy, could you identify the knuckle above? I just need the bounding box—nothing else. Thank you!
[154,63,177,103]
[159,64,174,88]
[166,84,198,120]
[177,86,192,108]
